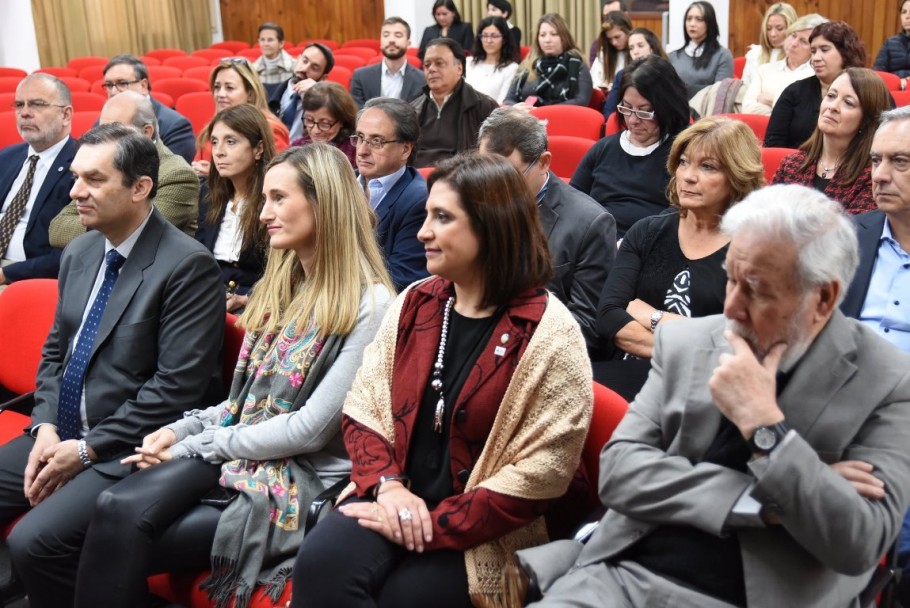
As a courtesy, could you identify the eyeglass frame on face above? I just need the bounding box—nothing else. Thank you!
[303,116,339,132]
[522,153,542,175]
[616,104,656,121]
[219,56,249,66]
[350,133,403,150]
[101,78,143,92]
[12,99,67,113]
[479,33,503,41]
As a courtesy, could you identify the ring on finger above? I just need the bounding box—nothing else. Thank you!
[398,507,413,522]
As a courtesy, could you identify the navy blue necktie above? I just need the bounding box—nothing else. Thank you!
[57,249,126,440]
[281,94,298,130]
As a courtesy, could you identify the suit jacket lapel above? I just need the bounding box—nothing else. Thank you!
[841,211,885,317]
[0,147,26,203]
[374,168,411,225]
[25,138,76,237]
[538,173,561,239]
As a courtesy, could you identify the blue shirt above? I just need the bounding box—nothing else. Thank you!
[859,218,910,352]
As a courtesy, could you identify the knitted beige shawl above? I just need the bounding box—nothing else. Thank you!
[342,290,593,607]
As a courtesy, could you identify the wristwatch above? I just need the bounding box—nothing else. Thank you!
[748,421,790,454]
[649,310,664,332]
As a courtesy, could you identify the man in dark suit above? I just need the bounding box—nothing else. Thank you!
[0,124,225,607]
[479,107,616,348]
[0,74,76,286]
[269,43,334,143]
[101,54,195,163]
[520,185,910,608]
[842,106,910,606]
[354,98,428,291]
[350,17,426,108]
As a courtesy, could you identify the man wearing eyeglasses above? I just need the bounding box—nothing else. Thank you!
[0,74,75,287]
[353,97,428,291]
[101,55,195,164]
[350,17,426,108]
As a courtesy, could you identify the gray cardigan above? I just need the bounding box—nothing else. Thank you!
[669,47,734,100]
[167,284,393,485]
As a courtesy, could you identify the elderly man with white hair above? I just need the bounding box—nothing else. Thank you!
[518,184,910,608]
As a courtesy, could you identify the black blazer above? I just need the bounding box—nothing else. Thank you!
[841,210,887,318]
[194,192,266,293]
[417,22,475,60]
[370,166,430,291]
[350,62,427,107]
[0,137,75,282]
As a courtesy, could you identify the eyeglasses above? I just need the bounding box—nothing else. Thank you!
[522,154,542,175]
[102,79,142,92]
[350,133,402,150]
[303,116,338,131]
[616,104,655,121]
[219,57,249,66]
[12,99,67,113]
[479,34,503,41]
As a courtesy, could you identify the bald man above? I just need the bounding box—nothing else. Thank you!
[49,91,198,248]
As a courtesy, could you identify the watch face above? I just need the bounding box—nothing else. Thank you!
[754,426,777,451]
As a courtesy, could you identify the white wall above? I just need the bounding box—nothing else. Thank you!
[0,1,42,71]
[667,0,729,52]
[385,0,435,48]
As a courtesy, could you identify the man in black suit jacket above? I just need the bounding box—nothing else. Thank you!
[479,107,617,348]
[268,43,334,142]
[350,17,426,108]
[0,74,76,285]
[354,98,428,291]
[0,125,225,607]
[101,54,195,163]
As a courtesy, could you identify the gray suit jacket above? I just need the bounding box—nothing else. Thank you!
[31,209,226,477]
[572,313,910,607]
[349,62,426,108]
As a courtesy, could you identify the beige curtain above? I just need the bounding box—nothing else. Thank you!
[459,0,600,62]
[31,0,212,68]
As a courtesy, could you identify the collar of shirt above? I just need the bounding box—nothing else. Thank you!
[684,40,705,58]
[618,130,667,156]
[104,206,154,261]
[383,59,407,77]
[535,173,551,203]
[28,136,68,171]
[881,216,910,259]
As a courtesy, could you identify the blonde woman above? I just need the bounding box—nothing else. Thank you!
[741,2,798,87]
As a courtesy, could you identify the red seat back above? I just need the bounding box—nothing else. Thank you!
[733,56,747,79]
[69,92,107,112]
[210,41,250,53]
[326,66,352,90]
[174,91,215,136]
[71,111,100,138]
[154,78,210,103]
[144,48,187,63]
[713,112,770,145]
[761,147,797,183]
[0,111,22,149]
[0,279,58,395]
[582,382,629,483]
[529,105,605,141]
[547,135,595,181]
[162,56,209,72]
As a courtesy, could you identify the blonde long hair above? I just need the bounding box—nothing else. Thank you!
[758,3,798,64]
[240,144,394,337]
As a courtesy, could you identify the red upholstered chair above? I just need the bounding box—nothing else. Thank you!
[66,56,108,73]
[0,68,26,79]
[582,382,629,487]
[417,166,434,180]
[191,49,228,63]
[761,147,796,183]
[210,40,250,53]
[893,90,910,107]
[34,67,78,78]
[875,70,902,92]
[150,91,174,108]
[529,105,605,140]
[714,112,770,145]
[146,65,183,84]
[520,45,531,60]
[326,66,352,90]
[90,79,106,97]
[61,76,92,93]
[175,91,215,136]
[236,48,263,61]
[334,55,367,71]
[342,39,380,52]
[0,111,21,148]
[335,47,377,62]
[405,55,422,69]
[144,48,187,63]
[138,55,162,67]
[183,66,215,84]
[154,78,210,103]
[406,47,419,57]
[0,93,13,111]
[77,64,104,84]
[162,56,209,72]
[604,112,621,136]
[588,87,605,112]
[69,92,106,112]
[71,111,100,138]
[548,135,595,181]
[0,78,23,94]
[733,56,747,80]
[297,39,339,50]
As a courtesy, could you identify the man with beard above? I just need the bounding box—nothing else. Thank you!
[350,17,426,108]
[518,184,910,608]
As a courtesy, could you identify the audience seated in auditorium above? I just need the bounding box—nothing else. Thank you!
[479,107,617,349]
[486,0,521,47]
[504,13,594,107]
[742,14,825,116]
[195,104,275,312]
[590,11,631,93]
[50,91,198,247]
[773,68,890,215]
[668,1,734,100]
[465,16,520,104]
[192,57,288,177]
[740,2,797,88]
[252,21,296,89]
[268,43,334,144]
[411,38,497,167]
[73,143,394,608]
[520,183,910,608]
[573,56,689,238]
[353,97,429,291]
[765,20,866,149]
[293,81,357,166]
[602,27,666,121]
[594,117,764,401]
[589,0,630,65]
[0,73,75,285]
[0,124,224,608]
[292,152,593,608]
[417,0,474,62]
[350,17,426,108]
[101,54,196,163]
[873,1,910,92]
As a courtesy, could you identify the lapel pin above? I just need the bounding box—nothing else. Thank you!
[500,333,509,344]
[57,167,63,172]
[494,345,506,357]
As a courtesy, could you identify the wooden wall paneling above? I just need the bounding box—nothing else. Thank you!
[629,13,663,43]
[219,0,385,47]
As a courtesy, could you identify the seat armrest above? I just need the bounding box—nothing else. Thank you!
[305,474,350,533]
[0,392,35,416]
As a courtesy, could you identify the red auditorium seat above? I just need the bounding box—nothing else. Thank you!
[191,49,227,63]
[297,39,339,50]
[548,135,596,181]
[875,70,901,92]
[0,78,23,94]
[210,40,250,53]
[182,66,214,83]
[341,39,380,52]
[154,78,209,103]
[334,47,377,62]
[69,92,106,112]
[175,91,215,136]
[733,56,746,79]
[0,111,19,148]
[34,67,78,78]
[66,56,108,73]
[71,111,100,138]
[146,66,183,83]
[60,76,92,93]
[138,55,162,67]
[582,382,629,483]
[714,112,770,145]
[326,66,353,90]
[162,56,209,72]
[235,48,262,61]
[144,48,187,63]
[529,105,605,140]
[150,91,174,108]
[588,87,605,112]
[0,68,26,79]
[334,55,367,71]
[761,147,797,183]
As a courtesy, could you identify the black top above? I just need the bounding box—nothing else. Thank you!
[596,212,728,351]
[408,308,500,507]
[570,134,673,238]
[417,22,475,61]
[415,82,465,167]
[764,76,821,149]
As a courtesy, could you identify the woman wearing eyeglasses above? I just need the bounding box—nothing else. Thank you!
[593,117,764,400]
[465,16,520,104]
[571,56,690,238]
[191,58,290,177]
[292,81,358,168]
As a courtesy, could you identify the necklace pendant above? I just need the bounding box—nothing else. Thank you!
[433,397,445,433]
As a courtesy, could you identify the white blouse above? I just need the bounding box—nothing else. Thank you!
[212,199,244,263]
[465,59,519,104]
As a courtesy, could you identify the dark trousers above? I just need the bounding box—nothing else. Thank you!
[0,434,121,608]
[75,456,223,608]
[292,498,470,608]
